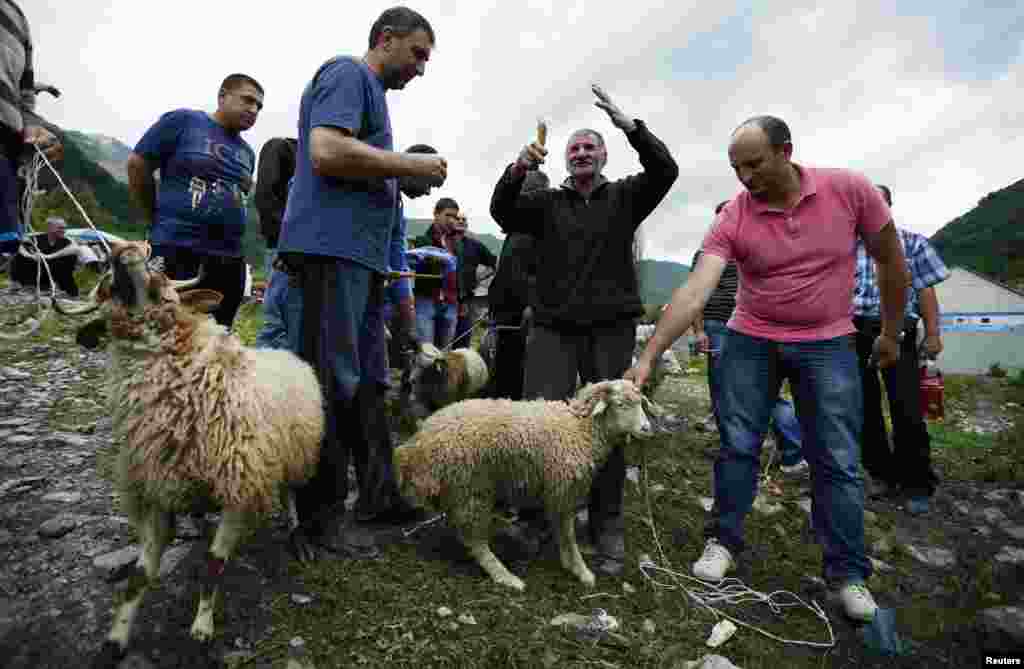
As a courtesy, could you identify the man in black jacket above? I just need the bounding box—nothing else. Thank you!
[254,136,297,349]
[490,85,678,574]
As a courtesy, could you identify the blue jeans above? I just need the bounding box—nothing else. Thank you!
[711,327,870,585]
[705,320,803,465]
[414,297,456,349]
[255,250,298,351]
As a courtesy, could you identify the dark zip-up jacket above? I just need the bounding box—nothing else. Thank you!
[488,232,537,324]
[254,137,297,248]
[490,120,678,329]
[453,233,497,302]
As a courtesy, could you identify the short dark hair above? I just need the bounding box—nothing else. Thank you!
[369,7,435,49]
[714,200,730,215]
[736,115,791,151]
[876,184,893,206]
[523,169,550,194]
[405,143,437,154]
[220,73,264,96]
[434,197,458,214]
[569,128,605,148]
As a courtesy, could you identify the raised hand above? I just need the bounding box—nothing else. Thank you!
[592,85,635,133]
[515,142,547,172]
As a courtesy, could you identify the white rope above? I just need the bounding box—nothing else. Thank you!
[32,143,111,256]
[634,449,836,649]
[445,311,491,351]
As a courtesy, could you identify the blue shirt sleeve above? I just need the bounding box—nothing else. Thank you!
[388,208,412,302]
[309,59,368,134]
[134,109,189,161]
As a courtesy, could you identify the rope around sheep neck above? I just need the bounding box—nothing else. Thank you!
[634,447,837,649]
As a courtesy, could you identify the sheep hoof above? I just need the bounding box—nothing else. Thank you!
[189,619,215,643]
[90,640,125,669]
[578,568,597,587]
[495,574,526,591]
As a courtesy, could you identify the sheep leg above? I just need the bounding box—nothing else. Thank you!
[100,507,174,659]
[189,509,253,642]
[557,512,595,587]
[465,540,525,591]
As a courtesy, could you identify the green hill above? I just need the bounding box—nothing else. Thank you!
[638,259,690,305]
[930,178,1024,286]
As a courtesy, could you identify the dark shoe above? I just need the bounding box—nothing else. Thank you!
[314,518,382,560]
[867,477,901,500]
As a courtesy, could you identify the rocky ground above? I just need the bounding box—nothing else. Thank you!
[1,283,1023,668]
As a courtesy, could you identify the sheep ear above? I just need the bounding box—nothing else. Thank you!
[590,399,608,417]
[179,289,223,313]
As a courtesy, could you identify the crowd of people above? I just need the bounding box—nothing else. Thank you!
[2,2,959,628]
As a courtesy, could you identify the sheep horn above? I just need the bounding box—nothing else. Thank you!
[168,264,204,291]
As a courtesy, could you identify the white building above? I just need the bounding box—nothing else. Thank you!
[933,267,1024,374]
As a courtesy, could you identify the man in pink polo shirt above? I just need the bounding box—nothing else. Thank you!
[628,115,909,623]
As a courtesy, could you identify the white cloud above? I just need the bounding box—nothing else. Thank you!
[23,1,1024,267]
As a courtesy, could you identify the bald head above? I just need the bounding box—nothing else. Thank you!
[728,116,796,202]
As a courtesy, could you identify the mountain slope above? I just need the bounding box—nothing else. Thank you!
[930,178,1024,285]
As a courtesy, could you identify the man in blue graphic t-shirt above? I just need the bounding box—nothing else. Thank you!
[277,7,447,562]
[126,73,262,328]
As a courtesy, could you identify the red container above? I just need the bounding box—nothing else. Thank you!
[919,364,944,421]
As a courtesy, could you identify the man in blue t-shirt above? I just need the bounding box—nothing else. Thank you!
[277,7,447,562]
[126,73,262,328]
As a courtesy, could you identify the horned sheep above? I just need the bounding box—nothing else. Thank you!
[64,241,324,667]
[394,379,657,591]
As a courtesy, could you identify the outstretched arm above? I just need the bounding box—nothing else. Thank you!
[626,254,726,387]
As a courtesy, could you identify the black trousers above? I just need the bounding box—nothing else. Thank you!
[11,253,79,297]
[853,317,938,496]
[153,245,245,328]
[493,325,528,401]
[523,321,635,538]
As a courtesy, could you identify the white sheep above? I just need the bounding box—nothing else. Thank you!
[62,241,323,667]
[394,379,657,591]
[409,342,490,412]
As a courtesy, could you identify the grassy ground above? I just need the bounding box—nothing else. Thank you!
[223,304,1024,668]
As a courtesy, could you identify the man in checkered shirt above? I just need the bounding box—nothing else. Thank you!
[853,184,949,515]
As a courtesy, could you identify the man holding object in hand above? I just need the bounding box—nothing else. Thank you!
[490,85,678,575]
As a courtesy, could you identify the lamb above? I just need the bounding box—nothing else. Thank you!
[394,379,657,591]
[60,241,323,667]
[408,342,490,412]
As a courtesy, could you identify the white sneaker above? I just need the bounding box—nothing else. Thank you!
[779,459,809,476]
[692,539,735,581]
[838,582,878,622]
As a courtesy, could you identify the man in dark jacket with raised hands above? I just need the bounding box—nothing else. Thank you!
[490,84,678,574]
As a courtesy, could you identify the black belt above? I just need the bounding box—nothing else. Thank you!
[853,316,919,332]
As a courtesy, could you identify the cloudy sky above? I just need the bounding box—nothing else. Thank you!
[23,1,1024,266]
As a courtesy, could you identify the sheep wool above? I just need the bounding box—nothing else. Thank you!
[107,302,323,514]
